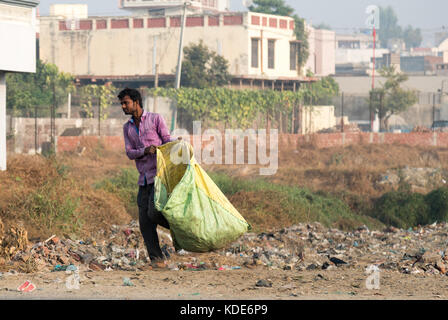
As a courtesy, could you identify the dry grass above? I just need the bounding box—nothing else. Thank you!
[2,142,448,242]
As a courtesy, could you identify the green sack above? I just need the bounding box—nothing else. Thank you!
[154,140,251,252]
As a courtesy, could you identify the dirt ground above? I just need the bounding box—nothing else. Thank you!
[1,267,447,300]
[3,143,448,301]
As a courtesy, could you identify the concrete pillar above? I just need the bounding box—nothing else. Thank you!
[0,72,6,171]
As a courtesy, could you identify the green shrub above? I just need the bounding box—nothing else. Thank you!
[425,187,448,223]
[209,172,380,230]
[23,184,82,234]
[372,191,429,229]
[95,167,139,217]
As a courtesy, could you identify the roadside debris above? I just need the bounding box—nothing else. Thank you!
[1,220,448,277]
[17,280,36,293]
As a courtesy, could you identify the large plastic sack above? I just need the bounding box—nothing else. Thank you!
[154,140,251,252]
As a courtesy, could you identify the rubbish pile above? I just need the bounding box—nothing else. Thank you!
[1,220,448,276]
[0,218,29,264]
[221,222,448,275]
[377,167,448,191]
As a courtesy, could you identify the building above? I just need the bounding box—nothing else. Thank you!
[400,56,442,75]
[0,0,39,170]
[335,33,388,76]
[374,53,401,72]
[39,8,322,90]
[305,27,336,76]
[119,0,229,15]
[437,38,448,64]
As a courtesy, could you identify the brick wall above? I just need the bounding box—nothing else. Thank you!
[55,132,448,154]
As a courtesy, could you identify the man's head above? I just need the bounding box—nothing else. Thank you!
[118,88,143,115]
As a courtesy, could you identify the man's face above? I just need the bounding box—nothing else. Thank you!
[120,95,138,115]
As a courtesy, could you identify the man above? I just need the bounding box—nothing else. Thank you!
[118,87,178,269]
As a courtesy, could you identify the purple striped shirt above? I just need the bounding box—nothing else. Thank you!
[123,111,174,186]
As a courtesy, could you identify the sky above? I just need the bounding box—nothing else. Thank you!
[37,0,448,44]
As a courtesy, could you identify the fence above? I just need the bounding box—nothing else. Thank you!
[6,89,448,155]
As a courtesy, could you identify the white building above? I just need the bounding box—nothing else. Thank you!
[119,0,230,16]
[336,33,389,65]
[0,0,39,171]
[306,26,336,76]
[39,10,328,90]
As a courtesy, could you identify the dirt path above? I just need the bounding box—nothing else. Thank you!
[1,267,447,300]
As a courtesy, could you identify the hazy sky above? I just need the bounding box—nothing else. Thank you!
[37,0,448,44]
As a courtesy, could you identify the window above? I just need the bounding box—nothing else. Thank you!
[251,38,260,68]
[290,42,300,71]
[268,39,275,69]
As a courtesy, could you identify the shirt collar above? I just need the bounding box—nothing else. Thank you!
[129,110,148,124]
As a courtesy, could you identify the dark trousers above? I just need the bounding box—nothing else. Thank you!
[137,183,170,262]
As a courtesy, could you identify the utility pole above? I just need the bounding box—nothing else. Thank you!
[0,72,6,171]
[51,80,56,154]
[171,1,189,132]
[433,92,436,131]
[154,64,159,113]
[35,104,37,154]
[341,92,344,133]
[98,96,101,136]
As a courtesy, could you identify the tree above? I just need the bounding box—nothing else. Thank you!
[370,66,418,131]
[314,23,332,30]
[403,25,422,49]
[249,0,309,75]
[248,0,294,16]
[180,40,231,88]
[377,6,422,50]
[6,60,74,117]
[79,83,117,119]
[292,15,310,73]
[378,6,402,49]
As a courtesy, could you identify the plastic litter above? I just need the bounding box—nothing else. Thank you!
[122,277,134,286]
[17,280,36,293]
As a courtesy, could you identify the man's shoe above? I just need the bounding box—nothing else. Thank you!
[150,260,169,270]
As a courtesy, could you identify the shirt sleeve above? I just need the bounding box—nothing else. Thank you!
[123,124,145,160]
[156,114,174,144]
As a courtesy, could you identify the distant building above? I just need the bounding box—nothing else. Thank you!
[435,31,448,47]
[0,0,39,170]
[335,33,388,76]
[49,4,88,19]
[119,0,229,15]
[375,53,443,75]
[409,47,438,57]
[39,9,323,90]
[305,27,336,76]
[437,38,448,63]
[374,53,400,72]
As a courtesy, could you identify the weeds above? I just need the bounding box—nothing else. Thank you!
[209,172,382,231]
[371,187,448,229]
[95,167,139,218]
[22,183,82,234]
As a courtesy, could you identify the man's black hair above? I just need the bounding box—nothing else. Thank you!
[117,88,143,108]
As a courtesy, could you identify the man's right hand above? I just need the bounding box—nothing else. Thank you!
[144,145,157,155]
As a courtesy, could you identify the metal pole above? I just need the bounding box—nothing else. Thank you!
[433,92,436,131]
[51,80,56,153]
[341,92,344,133]
[67,92,71,119]
[171,2,188,131]
[371,27,376,132]
[98,96,101,136]
[369,91,373,132]
[0,72,6,171]
[35,103,37,154]
[154,64,159,113]
[380,91,384,132]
